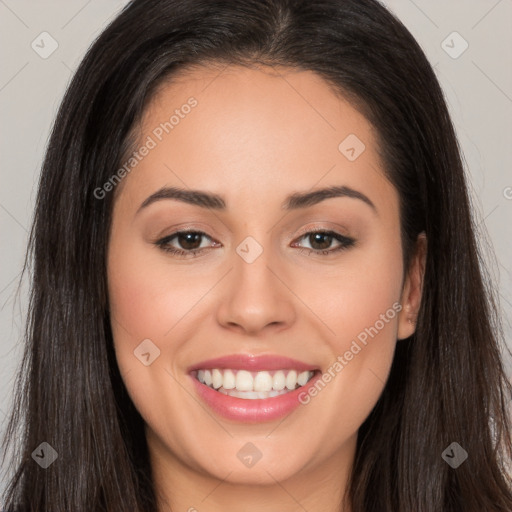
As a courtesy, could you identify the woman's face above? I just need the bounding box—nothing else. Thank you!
[107,64,422,493]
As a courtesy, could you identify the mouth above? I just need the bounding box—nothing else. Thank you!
[187,354,322,422]
[191,368,318,399]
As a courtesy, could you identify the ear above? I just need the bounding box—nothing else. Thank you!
[397,232,427,340]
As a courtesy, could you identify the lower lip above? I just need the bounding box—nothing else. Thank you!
[190,371,321,423]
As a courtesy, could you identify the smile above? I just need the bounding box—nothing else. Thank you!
[187,354,322,422]
[193,368,316,399]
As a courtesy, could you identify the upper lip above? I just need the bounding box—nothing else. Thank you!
[187,354,319,373]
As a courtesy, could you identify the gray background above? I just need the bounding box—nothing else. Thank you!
[1,0,511,494]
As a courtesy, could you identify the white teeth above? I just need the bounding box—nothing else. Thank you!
[195,368,315,396]
[212,369,223,389]
[254,371,273,392]
[223,369,236,390]
[225,389,290,399]
[297,371,310,386]
[286,370,298,390]
[272,370,286,390]
[236,370,253,391]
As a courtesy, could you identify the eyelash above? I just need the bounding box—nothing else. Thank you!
[155,228,356,258]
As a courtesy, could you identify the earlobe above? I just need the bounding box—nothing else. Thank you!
[397,232,427,340]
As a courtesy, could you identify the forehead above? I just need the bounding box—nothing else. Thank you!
[142,63,374,150]
[117,64,395,215]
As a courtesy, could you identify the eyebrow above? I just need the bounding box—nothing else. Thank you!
[137,185,377,214]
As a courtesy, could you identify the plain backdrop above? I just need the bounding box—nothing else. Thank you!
[1,0,511,494]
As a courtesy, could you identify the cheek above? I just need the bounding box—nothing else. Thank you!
[107,238,189,382]
[108,239,206,343]
[106,243,195,436]
[294,234,403,429]
[300,231,403,350]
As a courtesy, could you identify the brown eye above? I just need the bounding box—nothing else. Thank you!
[175,232,203,250]
[292,229,356,255]
[308,232,334,251]
[155,230,218,257]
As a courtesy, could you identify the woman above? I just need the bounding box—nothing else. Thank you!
[2,0,511,510]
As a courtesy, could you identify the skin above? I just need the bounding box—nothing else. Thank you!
[107,64,426,512]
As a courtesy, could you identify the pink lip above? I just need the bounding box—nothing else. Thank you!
[189,371,321,423]
[187,354,318,372]
[187,354,321,423]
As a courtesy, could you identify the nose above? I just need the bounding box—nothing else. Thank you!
[216,241,297,336]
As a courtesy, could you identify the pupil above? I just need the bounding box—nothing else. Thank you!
[179,232,201,250]
[310,233,331,250]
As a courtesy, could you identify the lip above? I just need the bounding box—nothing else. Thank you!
[188,354,321,423]
[187,354,319,373]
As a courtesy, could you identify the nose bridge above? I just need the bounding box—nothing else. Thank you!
[215,233,296,334]
[233,233,280,305]
[235,235,274,290]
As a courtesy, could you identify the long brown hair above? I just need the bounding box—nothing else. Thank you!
[2,0,511,510]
